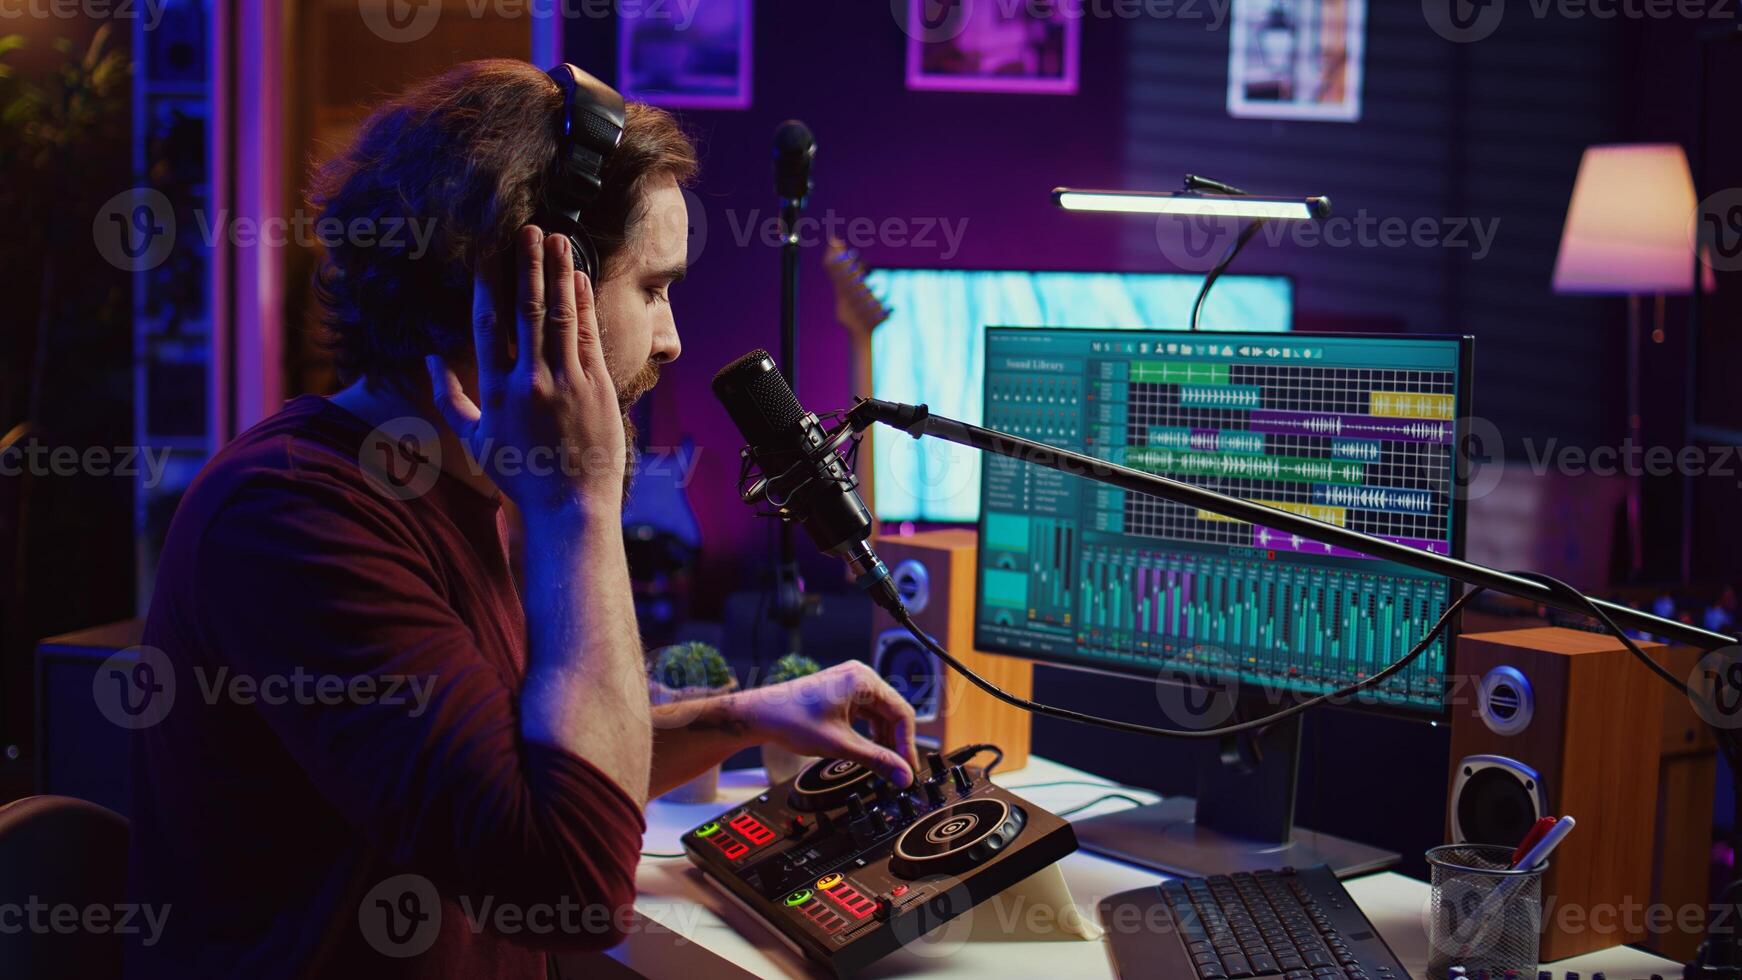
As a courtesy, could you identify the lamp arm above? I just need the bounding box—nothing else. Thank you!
[1189,217,1266,333]
[845,398,1739,652]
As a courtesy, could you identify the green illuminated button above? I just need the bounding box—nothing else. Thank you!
[695,821,720,837]
[784,889,813,907]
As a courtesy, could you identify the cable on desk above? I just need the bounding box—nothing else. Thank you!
[1055,792,1152,820]
[1002,778,1155,794]
[946,743,1004,776]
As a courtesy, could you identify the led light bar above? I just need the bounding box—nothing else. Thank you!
[1052,187,1330,221]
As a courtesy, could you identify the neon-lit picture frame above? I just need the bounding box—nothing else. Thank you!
[1227,0,1365,123]
[905,0,1081,95]
[619,0,753,110]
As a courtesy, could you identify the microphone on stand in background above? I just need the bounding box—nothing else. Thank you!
[774,119,816,212]
[765,120,819,658]
[773,119,815,385]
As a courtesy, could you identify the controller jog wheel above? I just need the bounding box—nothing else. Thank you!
[789,758,877,812]
[889,798,1027,879]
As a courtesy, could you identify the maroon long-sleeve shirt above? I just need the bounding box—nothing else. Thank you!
[127,395,646,978]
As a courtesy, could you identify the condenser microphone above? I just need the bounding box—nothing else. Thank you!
[773,120,816,207]
[712,349,901,613]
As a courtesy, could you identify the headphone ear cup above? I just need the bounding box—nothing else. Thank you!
[537,211,601,283]
[568,230,600,284]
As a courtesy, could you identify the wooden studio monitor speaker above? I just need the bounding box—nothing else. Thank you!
[1447,626,1708,961]
[868,530,1032,773]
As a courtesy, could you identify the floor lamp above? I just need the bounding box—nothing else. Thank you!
[1551,143,1701,580]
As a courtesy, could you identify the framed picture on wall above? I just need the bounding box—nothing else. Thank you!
[905,0,1080,95]
[619,0,752,109]
[1227,0,1365,122]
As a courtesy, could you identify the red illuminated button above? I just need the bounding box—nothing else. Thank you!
[727,811,776,846]
[891,885,908,896]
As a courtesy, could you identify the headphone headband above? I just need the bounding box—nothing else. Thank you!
[546,64,626,213]
[538,64,626,282]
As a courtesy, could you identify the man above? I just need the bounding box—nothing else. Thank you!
[128,59,919,978]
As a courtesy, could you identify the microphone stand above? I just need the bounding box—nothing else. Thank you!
[845,397,1736,653]
[770,197,811,661]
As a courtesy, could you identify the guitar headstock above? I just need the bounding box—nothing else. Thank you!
[824,236,893,340]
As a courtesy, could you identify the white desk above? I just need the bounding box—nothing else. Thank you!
[615,756,1681,980]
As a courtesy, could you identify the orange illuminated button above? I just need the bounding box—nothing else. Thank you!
[816,873,844,891]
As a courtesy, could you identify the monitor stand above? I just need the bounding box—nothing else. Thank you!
[1072,711,1399,879]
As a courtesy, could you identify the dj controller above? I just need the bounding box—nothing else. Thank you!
[682,746,1079,977]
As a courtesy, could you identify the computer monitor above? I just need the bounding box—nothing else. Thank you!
[972,326,1474,876]
[864,267,1293,524]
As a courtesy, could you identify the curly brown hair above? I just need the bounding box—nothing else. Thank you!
[309,59,697,384]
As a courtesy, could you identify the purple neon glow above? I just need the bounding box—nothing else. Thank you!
[618,0,753,110]
[905,0,1081,95]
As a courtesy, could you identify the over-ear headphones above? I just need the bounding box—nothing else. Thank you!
[536,64,626,282]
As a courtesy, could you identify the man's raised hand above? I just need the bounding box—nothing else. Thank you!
[427,226,627,517]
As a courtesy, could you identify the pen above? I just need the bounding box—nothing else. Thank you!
[1511,816,1576,871]
[1509,816,1557,867]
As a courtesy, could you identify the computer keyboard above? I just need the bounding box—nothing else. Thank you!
[1100,865,1408,980]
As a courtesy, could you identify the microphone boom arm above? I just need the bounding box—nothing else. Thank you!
[846,397,1737,652]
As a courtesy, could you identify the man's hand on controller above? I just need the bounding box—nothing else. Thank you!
[737,662,921,788]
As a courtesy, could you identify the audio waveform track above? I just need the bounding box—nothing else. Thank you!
[1110,358,1456,552]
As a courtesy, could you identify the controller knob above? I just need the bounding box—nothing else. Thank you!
[951,765,972,793]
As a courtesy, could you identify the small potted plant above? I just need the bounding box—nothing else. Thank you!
[760,653,822,784]
[649,642,736,803]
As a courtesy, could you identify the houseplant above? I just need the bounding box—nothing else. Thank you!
[759,653,822,784]
[648,642,735,803]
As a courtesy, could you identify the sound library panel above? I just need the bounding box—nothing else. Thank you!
[975,328,1469,714]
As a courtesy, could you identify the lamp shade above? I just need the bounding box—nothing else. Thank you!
[1552,143,1698,294]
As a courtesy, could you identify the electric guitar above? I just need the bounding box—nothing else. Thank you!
[822,236,893,507]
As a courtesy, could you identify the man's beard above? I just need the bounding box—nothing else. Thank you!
[615,359,661,500]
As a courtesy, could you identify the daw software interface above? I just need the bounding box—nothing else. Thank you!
[973,328,1472,715]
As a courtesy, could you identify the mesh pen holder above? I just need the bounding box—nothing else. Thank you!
[1425,843,1545,980]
